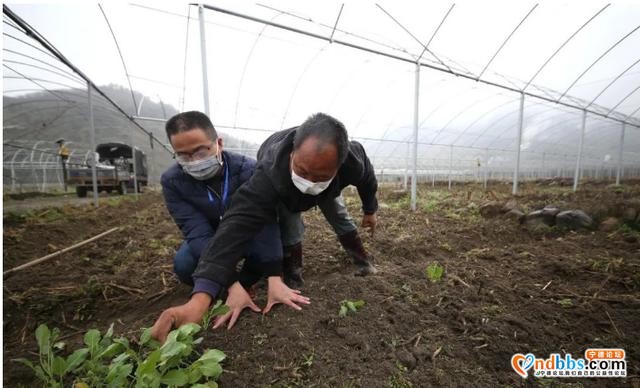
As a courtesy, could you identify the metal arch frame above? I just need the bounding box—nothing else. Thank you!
[351,73,410,133]
[37,148,48,192]
[481,102,582,148]
[329,3,345,44]
[3,67,75,103]
[3,101,70,123]
[233,11,285,129]
[2,31,61,63]
[476,3,538,81]
[4,87,99,109]
[2,15,26,33]
[198,3,640,129]
[3,48,86,83]
[98,4,138,115]
[2,72,82,93]
[468,100,549,148]
[42,153,57,192]
[383,126,529,161]
[449,96,536,146]
[606,85,640,116]
[424,3,455,51]
[324,57,377,112]
[379,98,568,161]
[523,3,610,91]
[586,57,640,108]
[3,5,173,154]
[511,122,618,159]
[9,149,25,192]
[279,44,329,129]
[415,82,495,130]
[368,77,452,157]
[490,101,582,138]
[528,112,618,148]
[428,92,511,144]
[4,59,86,86]
[375,3,454,73]
[512,114,583,149]
[524,127,621,169]
[559,24,640,102]
[370,107,417,160]
[254,2,418,59]
[179,5,192,111]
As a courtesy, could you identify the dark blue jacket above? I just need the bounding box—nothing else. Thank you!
[161,150,256,259]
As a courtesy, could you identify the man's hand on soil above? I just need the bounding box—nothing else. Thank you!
[213,281,261,330]
[362,213,377,236]
[263,276,310,314]
[151,292,211,344]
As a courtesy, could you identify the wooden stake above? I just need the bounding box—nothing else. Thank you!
[3,227,120,277]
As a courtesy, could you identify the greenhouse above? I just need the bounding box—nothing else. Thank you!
[3,2,639,386]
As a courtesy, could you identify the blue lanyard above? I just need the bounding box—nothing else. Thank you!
[206,162,229,218]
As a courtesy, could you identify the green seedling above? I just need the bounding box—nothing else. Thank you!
[301,350,314,369]
[388,362,413,388]
[338,299,365,317]
[15,322,226,387]
[426,262,444,283]
[201,300,231,330]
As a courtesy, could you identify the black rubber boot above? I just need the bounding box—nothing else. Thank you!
[338,230,377,276]
[282,243,304,289]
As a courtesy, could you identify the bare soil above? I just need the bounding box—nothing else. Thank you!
[3,181,640,387]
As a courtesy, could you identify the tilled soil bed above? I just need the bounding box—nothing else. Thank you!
[3,181,639,387]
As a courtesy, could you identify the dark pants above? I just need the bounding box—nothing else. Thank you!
[174,223,283,286]
[278,194,357,246]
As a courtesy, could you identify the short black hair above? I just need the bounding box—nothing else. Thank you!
[293,113,349,165]
[165,111,217,141]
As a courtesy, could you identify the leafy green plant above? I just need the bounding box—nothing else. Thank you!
[15,322,226,387]
[426,262,444,283]
[14,324,88,388]
[338,299,365,317]
[201,300,230,331]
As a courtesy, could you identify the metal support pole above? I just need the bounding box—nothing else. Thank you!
[88,83,99,207]
[403,141,409,190]
[10,150,22,193]
[410,63,420,211]
[131,139,139,199]
[198,4,211,117]
[41,154,47,192]
[616,123,625,185]
[512,92,524,195]
[541,152,546,179]
[573,110,587,192]
[448,145,453,190]
[483,148,489,189]
[149,132,154,188]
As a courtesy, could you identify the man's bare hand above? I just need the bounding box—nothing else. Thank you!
[263,276,311,314]
[213,281,261,330]
[151,292,211,344]
[362,213,377,236]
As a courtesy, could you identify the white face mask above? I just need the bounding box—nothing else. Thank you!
[180,147,223,180]
[291,169,333,195]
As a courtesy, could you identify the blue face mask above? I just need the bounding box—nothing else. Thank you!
[180,151,223,180]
